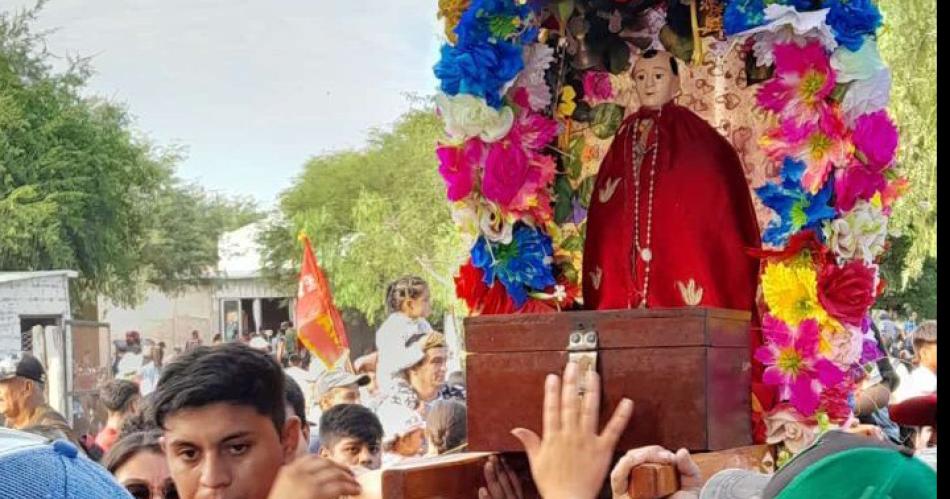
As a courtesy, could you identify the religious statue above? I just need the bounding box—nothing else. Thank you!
[582,50,761,312]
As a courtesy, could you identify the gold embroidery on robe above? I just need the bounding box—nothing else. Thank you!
[590,267,603,290]
[676,279,704,306]
[598,177,622,204]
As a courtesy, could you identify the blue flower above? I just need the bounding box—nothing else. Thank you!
[756,158,837,247]
[471,224,557,307]
[824,0,883,51]
[435,0,538,108]
[724,0,823,35]
[455,0,536,45]
[434,39,524,108]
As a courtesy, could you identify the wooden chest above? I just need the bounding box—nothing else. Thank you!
[465,308,752,453]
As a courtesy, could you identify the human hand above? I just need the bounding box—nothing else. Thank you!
[267,455,362,499]
[479,455,524,499]
[511,362,634,499]
[610,446,702,499]
[844,423,885,441]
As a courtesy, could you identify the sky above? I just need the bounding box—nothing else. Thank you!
[7,0,442,207]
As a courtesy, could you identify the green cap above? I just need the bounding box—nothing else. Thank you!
[701,431,936,499]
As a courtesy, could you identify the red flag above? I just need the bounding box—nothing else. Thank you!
[295,234,349,369]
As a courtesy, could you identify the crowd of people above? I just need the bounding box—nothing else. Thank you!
[0,277,938,498]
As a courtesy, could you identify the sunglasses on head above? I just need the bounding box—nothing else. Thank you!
[125,480,178,499]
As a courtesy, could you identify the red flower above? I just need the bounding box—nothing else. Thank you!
[455,261,554,315]
[819,378,855,424]
[817,261,876,327]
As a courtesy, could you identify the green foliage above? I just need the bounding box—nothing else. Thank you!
[0,4,260,306]
[878,0,937,283]
[260,107,464,325]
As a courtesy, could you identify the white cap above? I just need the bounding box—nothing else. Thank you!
[377,404,425,445]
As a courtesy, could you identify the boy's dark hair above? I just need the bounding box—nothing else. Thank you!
[150,343,286,437]
[319,404,382,450]
[99,379,140,413]
[102,430,162,474]
[283,374,307,426]
[641,49,679,76]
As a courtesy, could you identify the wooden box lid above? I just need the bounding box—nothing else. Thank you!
[464,307,751,352]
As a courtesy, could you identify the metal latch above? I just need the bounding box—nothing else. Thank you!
[567,328,599,377]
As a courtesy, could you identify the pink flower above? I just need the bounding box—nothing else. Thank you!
[761,104,852,194]
[582,71,614,104]
[755,315,847,417]
[436,139,482,201]
[757,42,836,123]
[482,139,530,206]
[482,110,559,215]
[851,110,898,171]
[834,161,887,213]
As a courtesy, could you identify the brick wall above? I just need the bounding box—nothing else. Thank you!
[0,276,71,357]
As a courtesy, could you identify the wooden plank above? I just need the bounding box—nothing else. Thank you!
[626,445,772,499]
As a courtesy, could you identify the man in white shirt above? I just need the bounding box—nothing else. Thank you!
[893,320,937,403]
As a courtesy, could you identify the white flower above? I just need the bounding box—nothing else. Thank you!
[842,68,891,126]
[765,407,819,454]
[510,43,556,112]
[451,199,480,248]
[823,200,888,263]
[831,36,885,84]
[435,93,514,143]
[827,326,864,369]
[734,5,837,67]
[478,205,514,244]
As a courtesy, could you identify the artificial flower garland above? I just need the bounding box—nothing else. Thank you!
[726,0,904,459]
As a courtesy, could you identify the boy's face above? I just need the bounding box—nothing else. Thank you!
[320,436,382,470]
[320,385,361,411]
[161,402,300,499]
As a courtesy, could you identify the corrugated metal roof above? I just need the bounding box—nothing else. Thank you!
[0,270,79,284]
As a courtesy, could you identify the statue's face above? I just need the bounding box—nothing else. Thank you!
[632,52,680,109]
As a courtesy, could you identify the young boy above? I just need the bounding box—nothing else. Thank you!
[318,403,383,471]
[150,343,360,499]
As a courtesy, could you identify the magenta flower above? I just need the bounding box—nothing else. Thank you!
[482,110,558,211]
[834,161,887,213]
[755,315,847,417]
[757,42,836,123]
[582,71,614,104]
[851,110,898,171]
[761,104,852,194]
[436,139,482,201]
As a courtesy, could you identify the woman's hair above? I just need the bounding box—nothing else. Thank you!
[102,430,163,474]
[425,399,467,455]
[385,276,429,315]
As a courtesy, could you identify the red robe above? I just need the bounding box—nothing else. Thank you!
[582,102,761,313]
[582,103,768,441]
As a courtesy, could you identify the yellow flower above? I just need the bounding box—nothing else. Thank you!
[438,0,470,44]
[761,260,830,328]
[557,85,577,120]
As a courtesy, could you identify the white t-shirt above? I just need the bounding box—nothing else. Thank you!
[376,313,433,390]
[137,362,160,396]
[892,365,936,403]
[285,366,317,420]
[116,352,144,381]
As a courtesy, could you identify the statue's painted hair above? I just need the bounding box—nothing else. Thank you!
[641,49,679,76]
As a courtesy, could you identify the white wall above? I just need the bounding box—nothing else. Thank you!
[98,285,214,348]
[0,276,72,357]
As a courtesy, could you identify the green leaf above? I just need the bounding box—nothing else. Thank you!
[590,103,625,140]
[561,235,584,251]
[553,175,574,224]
